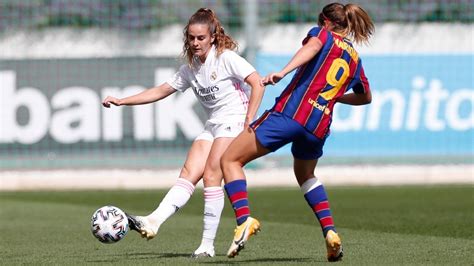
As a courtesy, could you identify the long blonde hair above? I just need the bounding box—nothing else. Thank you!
[318,2,374,45]
[182,8,238,64]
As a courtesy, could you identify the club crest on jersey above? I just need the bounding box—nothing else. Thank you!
[210,71,217,81]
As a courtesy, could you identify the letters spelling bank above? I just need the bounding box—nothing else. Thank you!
[1,55,473,156]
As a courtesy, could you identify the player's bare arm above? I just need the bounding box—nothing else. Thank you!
[244,71,266,127]
[102,83,176,108]
[337,89,372,105]
[263,36,323,85]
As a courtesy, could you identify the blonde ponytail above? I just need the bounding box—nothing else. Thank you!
[344,4,374,45]
[318,2,374,45]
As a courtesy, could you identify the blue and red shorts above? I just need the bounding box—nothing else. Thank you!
[251,111,325,160]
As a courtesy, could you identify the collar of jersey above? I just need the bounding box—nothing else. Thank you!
[194,45,216,67]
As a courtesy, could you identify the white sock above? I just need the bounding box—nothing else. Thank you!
[198,186,224,250]
[147,177,195,229]
[300,177,323,194]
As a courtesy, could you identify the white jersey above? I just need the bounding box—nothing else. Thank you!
[167,45,255,124]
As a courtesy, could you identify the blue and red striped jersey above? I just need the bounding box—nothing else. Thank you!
[263,26,370,139]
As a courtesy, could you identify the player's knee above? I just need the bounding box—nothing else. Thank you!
[202,174,222,187]
[203,161,221,178]
[220,152,231,170]
[179,166,201,183]
[295,170,315,181]
[220,158,234,177]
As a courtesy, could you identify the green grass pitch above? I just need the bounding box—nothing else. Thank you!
[0,185,472,265]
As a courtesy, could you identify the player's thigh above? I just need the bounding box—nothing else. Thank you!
[291,126,325,185]
[222,127,270,169]
[202,137,234,186]
[180,139,213,185]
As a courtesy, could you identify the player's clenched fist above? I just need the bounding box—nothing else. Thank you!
[262,72,285,86]
[102,96,122,108]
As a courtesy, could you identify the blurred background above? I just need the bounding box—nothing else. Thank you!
[0,0,472,188]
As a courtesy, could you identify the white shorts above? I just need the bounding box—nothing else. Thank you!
[195,121,244,142]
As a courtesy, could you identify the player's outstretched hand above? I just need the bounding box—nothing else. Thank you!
[262,72,285,86]
[102,96,122,108]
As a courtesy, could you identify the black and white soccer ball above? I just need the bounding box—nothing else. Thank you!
[91,206,129,244]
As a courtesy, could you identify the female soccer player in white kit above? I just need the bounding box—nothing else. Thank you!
[102,8,265,258]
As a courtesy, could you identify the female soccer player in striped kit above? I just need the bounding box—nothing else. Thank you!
[102,8,265,258]
[221,2,374,261]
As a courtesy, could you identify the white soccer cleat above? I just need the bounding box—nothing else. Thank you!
[191,246,215,258]
[126,214,158,240]
[325,230,343,262]
[227,217,261,258]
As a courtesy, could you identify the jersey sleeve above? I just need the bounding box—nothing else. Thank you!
[166,64,191,92]
[222,51,256,81]
[352,62,370,94]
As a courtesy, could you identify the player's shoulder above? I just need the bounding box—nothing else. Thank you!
[307,26,327,37]
[177,63,192,73]
[303,26,329,45]
[173,63,194,80]
[220,49,242,60]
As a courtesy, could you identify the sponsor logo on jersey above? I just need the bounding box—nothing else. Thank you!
[308,98,328,112]
[198,85,219,94]
[198,85,220,101]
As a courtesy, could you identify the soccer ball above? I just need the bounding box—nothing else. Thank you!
[91,206,129,244]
